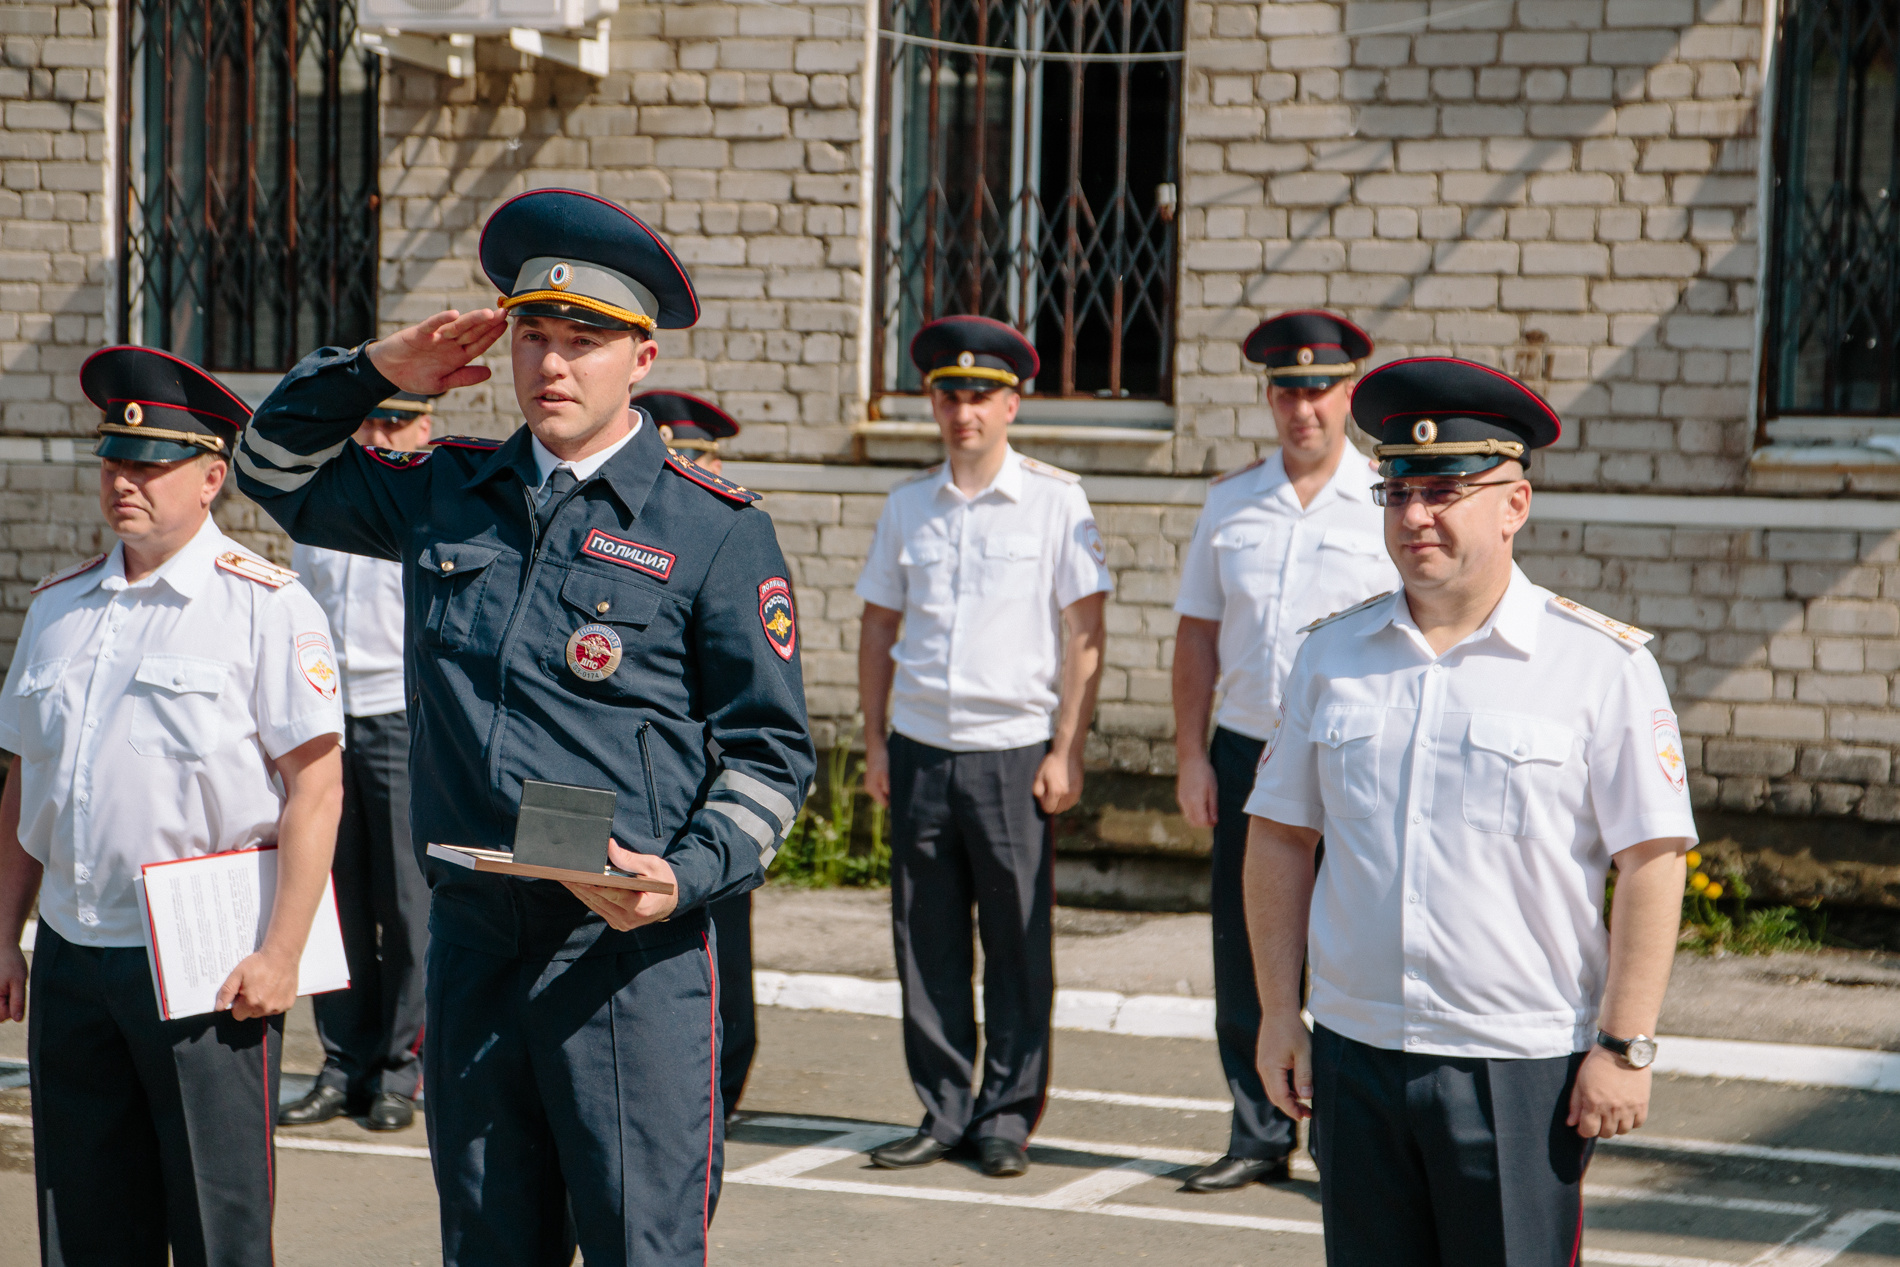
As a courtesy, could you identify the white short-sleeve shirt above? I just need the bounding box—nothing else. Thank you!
[855,446,1113,752]
[1174,450,1399,739]
[1245,565,1699,1060]
[0,517,345,947]
[292,545,407,718]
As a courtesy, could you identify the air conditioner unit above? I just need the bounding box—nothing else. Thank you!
[359,0,615,35]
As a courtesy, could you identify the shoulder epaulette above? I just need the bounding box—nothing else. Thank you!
[428,435,503,451]
[1210,458,1266,486]
[1020,456,1080,484]
[1549,595,1653,648]
[32,553,106,594]
[895,463,941,487]
[1298,590,1393,635]
[665,453,760,505]
[215,550,297,590]
[364,446,432,470]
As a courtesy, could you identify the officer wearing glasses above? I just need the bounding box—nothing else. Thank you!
[1242,357,1698,1265]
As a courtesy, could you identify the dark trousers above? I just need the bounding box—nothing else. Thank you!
[28,923,283,1267]
[1209,726,1299,1161]
[1310,1025,1594,1266]
[314,709,429,1100]
[423,933,721,1267]
[710,891,756,1113]
[887,732,1053,1148]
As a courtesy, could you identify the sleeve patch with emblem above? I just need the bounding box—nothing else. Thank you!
[1652,709,1685,791]
[1083,519,1106,565]
[758,577,797,661]
[297,632,339,700]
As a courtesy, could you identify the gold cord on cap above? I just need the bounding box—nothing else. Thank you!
[1372,438,1525,460]
[96,422,228,454]
[925,364,1020,387]
[1265,361,1357,380]
[501,290,657,330]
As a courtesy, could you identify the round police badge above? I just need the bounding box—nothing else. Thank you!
[1296,347,1315,366]
[956,351,976,368]
[549,261,573,290]
[123,401,143,426]
[565,623,623,682]
[1412,418,1438,445]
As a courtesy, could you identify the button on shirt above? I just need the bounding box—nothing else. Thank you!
[292,545,406,717]
[1174,451,1398,739]
[1245,566,1698,1060]
[856,447,1113,752]
[0,518,345,947]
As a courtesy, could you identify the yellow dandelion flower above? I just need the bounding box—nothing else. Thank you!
[1705,882,1724,899]
[1690,872,1709,892]
[1685,849,1701,869]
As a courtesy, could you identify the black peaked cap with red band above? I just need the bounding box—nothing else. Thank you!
[81,346,252,463]
[633,390,739,449]
[480,189,699,332]
[910,315,1039,393]
[1242,310,1373,389]
[1353,356,1561,479]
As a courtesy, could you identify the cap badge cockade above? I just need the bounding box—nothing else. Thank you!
[1412,418,1438,445]
[659,424,675,443]
[1296,347,1315,366]
[123,402,143,427]
[548,261,572,290]
[957,351,976,368]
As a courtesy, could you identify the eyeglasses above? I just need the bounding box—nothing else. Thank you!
[1370,478,1522,510]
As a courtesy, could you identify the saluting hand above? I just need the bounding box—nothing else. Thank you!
[365,308,510,395]
[562,838,680,931]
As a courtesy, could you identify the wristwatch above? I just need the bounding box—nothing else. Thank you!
[1595,1030,1658,1070]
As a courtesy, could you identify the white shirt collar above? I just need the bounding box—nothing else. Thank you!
[1259,444,1379,511]
[933,444,1024,505]
[530,413,642,488]
[97,514,226,601]
[1378,563,1541,658]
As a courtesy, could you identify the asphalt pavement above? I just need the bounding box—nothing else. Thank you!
[5,1002,1900,1265]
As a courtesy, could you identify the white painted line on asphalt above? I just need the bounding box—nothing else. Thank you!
[752,971,1900,1093]
[19,921,33,951]
[1031,1161,1170,1210]
[1032,1134,1216,1169]
[1610,1133,1900,1174]
[1584,1185,1824,1217]
[0,1112,27,1128]
[725,1126,908,1183]
[1577,1252,1743,1267]
[1047,1086,1231,1113]
[276,1137,432,1161]
[1753,1209,1900,1266]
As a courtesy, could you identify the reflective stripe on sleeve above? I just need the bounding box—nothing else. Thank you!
[239,429,351,472]
[235,448,320,493]
[707,800,777,859]
[711,769,798,833]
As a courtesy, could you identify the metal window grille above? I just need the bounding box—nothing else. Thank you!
[872,0,1183,401]
[1765,0,1899,417]
[119,0,381,371]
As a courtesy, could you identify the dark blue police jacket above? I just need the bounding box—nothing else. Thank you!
[236,345,815,961]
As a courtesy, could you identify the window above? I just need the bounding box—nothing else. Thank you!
[871,0,1183,403]
[1765,0,1898,418]
[120,0,381,371]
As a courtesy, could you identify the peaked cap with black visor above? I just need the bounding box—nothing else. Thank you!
[368,390,437,423]
[910,315,1039,394]
[480,189,699,333]
[1243,310,1373,389]
[1353,356,1561,479]
[633,389,739,454]
[81,346,252,463]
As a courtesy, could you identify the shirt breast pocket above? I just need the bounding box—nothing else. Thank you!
[545,570,664,698]
[1315,705,1383,820]
[898,538,952,607]
[14,658,67,762]
[980,534,1040,598]
[130,655,228,760]
[1461,713,1574,836]
[1212,528,1275,598]
[417,542,506,652]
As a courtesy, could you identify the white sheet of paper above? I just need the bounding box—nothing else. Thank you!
[135,846,350,1021]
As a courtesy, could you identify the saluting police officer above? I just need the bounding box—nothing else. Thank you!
[0,347,346,1266]
[856,317,1112,1179]
[280,390,436,1133]
[1170,311,1398,1192]
[235,189,815,1267]
[635,387,758,1121]
[1243,359,1697,1265]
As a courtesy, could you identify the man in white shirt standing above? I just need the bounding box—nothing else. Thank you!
[857,316,1111,1179]
[279,391,434,1133]
[0,346,345,1267]
[1170,311,1398,1192]
[1245,357,1697,1263]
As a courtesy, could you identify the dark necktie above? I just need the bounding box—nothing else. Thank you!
[535,467,579,536]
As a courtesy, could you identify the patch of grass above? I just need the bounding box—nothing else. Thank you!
[1675,849,1823,956]
[770,727,889,889]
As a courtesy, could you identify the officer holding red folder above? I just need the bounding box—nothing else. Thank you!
[0,346,345,1267]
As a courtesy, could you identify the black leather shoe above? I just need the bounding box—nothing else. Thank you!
[277,1085,350,1128]
[1179,1154,1290,1192]
[977,1138,1029,1178]
[365,1092,416,1132]
[869,1133,954,1169]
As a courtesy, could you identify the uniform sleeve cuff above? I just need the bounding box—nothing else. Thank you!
[1172,598,1223,621]
[347,343,399,402]
[1602,813,1699,855]
[261,712,345,761]
[1055,577,1113,611]
[854,580,904,611]
[1241,791,1323,830]
[0,724,23,758]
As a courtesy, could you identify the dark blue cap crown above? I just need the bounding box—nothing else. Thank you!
[909,316,1040,393]
[1353,357,1561,478]
[1243,310,1373,388]
[481,190,699,332]
[81,346,251,463]
[634,390,739,448]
